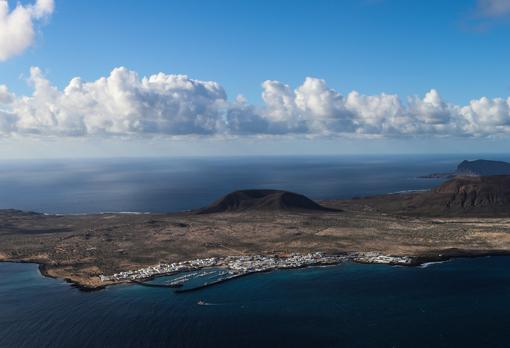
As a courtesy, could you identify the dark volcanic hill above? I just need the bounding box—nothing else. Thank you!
[199,189,340,214]
[427,175,510,213]
[416,175,510,216]
[363,175,510,216]
[456,159,510,176]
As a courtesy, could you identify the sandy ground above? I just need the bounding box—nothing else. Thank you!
[2,201,510,289]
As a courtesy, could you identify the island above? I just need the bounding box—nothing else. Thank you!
[2,177,510,290]
[419,159,510,178]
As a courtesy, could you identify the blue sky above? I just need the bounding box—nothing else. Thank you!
[1,0,510,157]
[3,0,510,103]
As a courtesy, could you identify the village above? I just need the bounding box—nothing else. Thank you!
[99,252,414,284]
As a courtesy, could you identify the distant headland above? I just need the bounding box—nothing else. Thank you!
[419,159,510,179]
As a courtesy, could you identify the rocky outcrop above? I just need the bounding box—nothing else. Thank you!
[431,176,510,210]
[393,175,510,216]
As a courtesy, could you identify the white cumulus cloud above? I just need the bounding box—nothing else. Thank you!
[7,66,228,136]
[0,0,54,61]
[1,66,510,139]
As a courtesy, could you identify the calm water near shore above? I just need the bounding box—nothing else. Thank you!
[2,155,510,347]
[2,258,510,347]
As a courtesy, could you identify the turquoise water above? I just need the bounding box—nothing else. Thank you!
[2,257,510,347]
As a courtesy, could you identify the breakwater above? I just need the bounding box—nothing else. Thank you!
[130,279,183,288]
[101,252,414,292]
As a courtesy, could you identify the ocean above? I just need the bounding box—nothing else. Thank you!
[0,154,486,213]
[2,258,510,347]
[1,155,510,347]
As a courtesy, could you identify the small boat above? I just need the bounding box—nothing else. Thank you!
[197,300,207,305]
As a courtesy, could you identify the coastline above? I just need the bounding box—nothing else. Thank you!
[38,263,108,292]
[4,249,510,292]
[3,191,510,293]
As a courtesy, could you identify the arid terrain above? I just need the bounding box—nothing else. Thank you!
[2,182,510,289]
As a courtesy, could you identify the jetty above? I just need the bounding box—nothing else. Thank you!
[131,279,183,288]
[174,272,254,293]
[103,252,413,293]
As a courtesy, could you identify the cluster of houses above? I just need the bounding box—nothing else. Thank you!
[99,252,414,283]
[223,253,348,273]
[99,257,219,282]
[351,252,414,265]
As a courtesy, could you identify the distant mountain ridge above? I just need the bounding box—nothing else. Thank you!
[412,175,510,215]
[431,175,510,210]
[433,161,510,215]
[347,175,510,216]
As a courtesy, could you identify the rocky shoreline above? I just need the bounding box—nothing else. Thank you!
[3,184,510,292]
[4,250,508,292]
[100,252,415,283]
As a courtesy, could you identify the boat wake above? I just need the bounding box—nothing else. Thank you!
[197,300,211,306]
[197,300,223,306]
[419,260,448,268]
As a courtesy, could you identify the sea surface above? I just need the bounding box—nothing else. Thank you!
[2,155,510,347]
[1,154,505,214]
[2,258,510,347]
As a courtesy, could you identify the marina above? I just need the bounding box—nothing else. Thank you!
[101,252,414,292]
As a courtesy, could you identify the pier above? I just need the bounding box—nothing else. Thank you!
[131,279,183,288]
[174,272,255,293]
[101,252,413,292]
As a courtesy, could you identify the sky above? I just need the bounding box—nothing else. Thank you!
[1,0,510,158]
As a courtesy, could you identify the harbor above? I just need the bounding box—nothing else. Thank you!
[100,252,414,292]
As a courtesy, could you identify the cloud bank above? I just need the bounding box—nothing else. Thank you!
[0,66,510,139]
[0,0,54,61]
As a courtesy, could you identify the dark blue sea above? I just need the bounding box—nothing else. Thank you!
[2,154,510,347]
[0,154,496,214]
